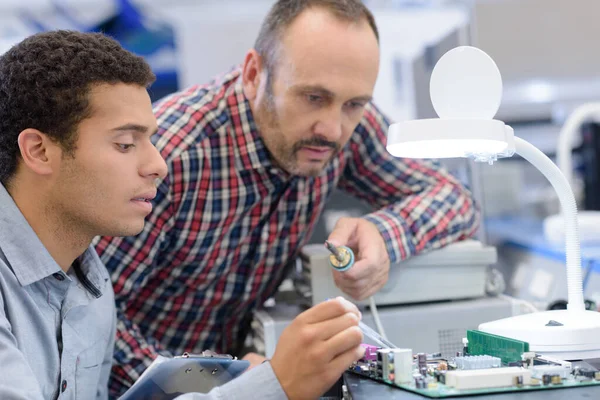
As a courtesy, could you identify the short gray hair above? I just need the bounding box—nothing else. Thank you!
[254,0,379,74]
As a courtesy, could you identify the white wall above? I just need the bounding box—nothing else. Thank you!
[148,0,275,87]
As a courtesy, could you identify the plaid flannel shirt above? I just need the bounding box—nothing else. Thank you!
[94,67,479,397]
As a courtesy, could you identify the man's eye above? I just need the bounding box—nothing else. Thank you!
[307,94,323,103]
[117,144,135,152]
[347,101,366,109]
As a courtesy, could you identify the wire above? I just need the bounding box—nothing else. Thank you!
[369,295,388,340]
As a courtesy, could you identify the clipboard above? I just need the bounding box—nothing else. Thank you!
[119,352,250,400]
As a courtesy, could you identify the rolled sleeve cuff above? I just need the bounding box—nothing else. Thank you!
[363,209,415,264]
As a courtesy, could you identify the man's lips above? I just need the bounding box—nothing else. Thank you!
[299,146,333,160]
[130,190,156,213]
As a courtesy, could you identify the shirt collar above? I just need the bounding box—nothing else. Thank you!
[228,71,289,178]
[0,184,108,293]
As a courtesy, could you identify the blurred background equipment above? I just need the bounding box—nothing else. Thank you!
[0,0,179,101]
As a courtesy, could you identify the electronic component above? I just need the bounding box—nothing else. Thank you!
[515,375,524,386]
[417,353,427,372]
[348,330,600,398]
[415,377,427,389]
[542,374,551,385]
[521,351,535,368]
[531,365,571,380]
[391,349,413,385]
[462,337,469,355]
[360,344,379,362]
[454,355,501,370]
[571,362,600,380]
[376,348,414,385]
[445,367,532,390]
[378,349,394,382]
[466,330,529,364]
[534,354,572,368]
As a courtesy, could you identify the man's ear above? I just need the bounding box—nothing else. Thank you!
[17,129,62,176]
[242,49,265,101]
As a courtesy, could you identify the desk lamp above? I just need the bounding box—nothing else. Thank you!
[386,46,600,360]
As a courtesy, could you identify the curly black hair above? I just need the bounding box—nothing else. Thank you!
[0,30,156,186]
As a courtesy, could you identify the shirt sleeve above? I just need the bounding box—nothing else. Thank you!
[173,362,287,400]
[96,294,117,400]
[0,296,44,399]
[338,103,480,263]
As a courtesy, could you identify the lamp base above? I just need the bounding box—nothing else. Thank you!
[478,309,600,360]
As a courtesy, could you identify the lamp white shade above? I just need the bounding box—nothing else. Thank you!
[386,119,514,161]
[430,46,503,120]
[387,46,513,163]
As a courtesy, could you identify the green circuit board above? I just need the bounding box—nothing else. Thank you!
[350,330,600,398]
[349,369,600,398]
[466,330,529,364]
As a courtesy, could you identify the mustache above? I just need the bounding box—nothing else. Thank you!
[293,137,339,153]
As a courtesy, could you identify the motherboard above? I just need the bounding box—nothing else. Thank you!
[349,330,600,398]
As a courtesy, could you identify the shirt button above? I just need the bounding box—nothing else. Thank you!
[61,380,67,392]
[53,273,65,281]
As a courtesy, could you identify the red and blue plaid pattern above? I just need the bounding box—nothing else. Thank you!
[94,67,479,396]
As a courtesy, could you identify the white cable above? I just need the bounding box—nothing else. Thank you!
[369,296,387,340]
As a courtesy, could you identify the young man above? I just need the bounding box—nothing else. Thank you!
[0,30,364,400]
[0,29,165,400]
[96,0,479,396]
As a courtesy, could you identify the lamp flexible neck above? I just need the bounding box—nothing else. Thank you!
[514,136,585,312]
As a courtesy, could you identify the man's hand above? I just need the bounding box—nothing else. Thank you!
[242,352,266,371]
[270,297,364,400]
[327,217,390,300]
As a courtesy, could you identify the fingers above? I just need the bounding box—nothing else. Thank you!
[327,217,357,248]
[333,267,388,300]
[333,260,373,281]
[329,343,366,374]
[322,325,363,361]
[334,274,371,300]
[298,297,360,325]
[311,311,361,341]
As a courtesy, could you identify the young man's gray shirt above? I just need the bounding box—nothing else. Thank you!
[0,184,286,399]
[0,183,115,399]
